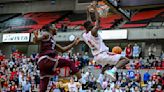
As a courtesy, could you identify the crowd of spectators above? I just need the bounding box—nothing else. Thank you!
[77,68,164,92]
[0,50,40,92]
[0,44,164,92]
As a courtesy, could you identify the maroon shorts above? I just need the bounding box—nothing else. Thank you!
[38,57,79,76]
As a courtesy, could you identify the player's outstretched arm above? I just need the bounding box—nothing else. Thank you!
[91,6,100,37]
[55,37,80,53]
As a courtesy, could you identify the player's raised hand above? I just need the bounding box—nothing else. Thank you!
[33,30,39,37]
[88,1,97,12]
[33,30,40,43]
[90,1,97,7]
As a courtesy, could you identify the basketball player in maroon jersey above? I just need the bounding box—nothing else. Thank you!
[33,24,81,92]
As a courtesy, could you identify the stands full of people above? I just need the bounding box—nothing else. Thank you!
[0,43,164,92]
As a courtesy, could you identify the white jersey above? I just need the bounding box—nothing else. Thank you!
[68,83,77,92]
[83,31,109,56]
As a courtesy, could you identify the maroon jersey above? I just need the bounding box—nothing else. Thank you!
[39,32,56,56]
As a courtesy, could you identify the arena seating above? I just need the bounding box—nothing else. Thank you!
[56,8,164,30]
[0,11,70,33]
[0,13,21,23]
[121,8,164,28]
[56,13,123,30]
[0,8,163,32]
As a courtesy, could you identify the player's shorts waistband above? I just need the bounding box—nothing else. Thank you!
[94,51,107,56]
[94,51,116,57]
[37,55,58,64]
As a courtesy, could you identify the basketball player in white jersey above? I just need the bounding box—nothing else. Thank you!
[82,1,129,80]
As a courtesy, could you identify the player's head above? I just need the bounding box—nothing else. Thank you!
[83,21,93,32]
[49,24,58,35]
[70,76,75,83]
[43,24,58,35]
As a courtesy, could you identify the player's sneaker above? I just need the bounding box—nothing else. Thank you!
[105,70,116,81]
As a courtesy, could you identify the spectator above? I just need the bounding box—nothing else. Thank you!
[162,73,164,90]
[134,59,141,69]
[77,53,84,69]
[104,85,111,92]
[143,70,150,84]
[139,57,145,69]
[30,52,38,62]
[131,80,140,88]
[8,60,15,69]
[102,79,108,90]
[146,78,153,91]
[127,69,135,80]
[81,71,89,90]
[129,60,135,69]
[61,23,67,32]
[125,44,133,59]
[152,73,158,81]
[12,49,21,59]
[0,55,5,61]
[82,52,89,66]
[10,81,17,92]
[51,82,61,92]
[135,70,141,82]
[61,77,81,92]
[17,84,22,91]
[160,51,164,60]
[155,85,162,92]
[97,73,104,88]
[134,86,140,92]
[88,76,97,90]
[34,72,40,88]
[133,43,141,59]
[148,43,156,59]
[22,80,31,92]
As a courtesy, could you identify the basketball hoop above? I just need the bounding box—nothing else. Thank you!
[88,1,111,18]
[97,4,110,18]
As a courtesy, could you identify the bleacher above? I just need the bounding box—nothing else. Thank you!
[0,8,163,33]
[0,13,21,23]
[56,8,164,30]
[122,8,164,28]
[0,11,70,33]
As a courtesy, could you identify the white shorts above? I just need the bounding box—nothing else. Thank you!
[133,53,139,57]
[94,52,122,67]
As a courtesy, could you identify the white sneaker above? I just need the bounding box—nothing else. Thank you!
[105,70,116,81]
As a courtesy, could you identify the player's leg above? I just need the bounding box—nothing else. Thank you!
[115,57,130,69]
[56,58,82,79]
[101,64,111,74]
[38,58,57,92]
[39,77,50,92]
[105,54,129,80]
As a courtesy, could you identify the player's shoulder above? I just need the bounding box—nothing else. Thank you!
[82,31,88,37]
[42,31,50,36]
[83,31,91,36]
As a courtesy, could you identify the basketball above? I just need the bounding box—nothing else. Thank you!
[112,46,122,54]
